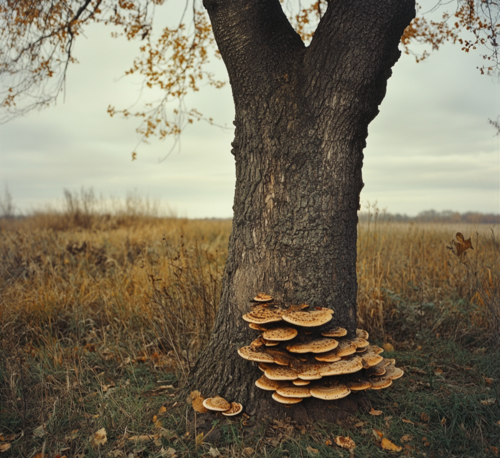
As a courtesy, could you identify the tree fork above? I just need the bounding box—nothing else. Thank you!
[188,0,415,417]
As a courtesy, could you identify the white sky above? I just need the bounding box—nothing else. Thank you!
[0,2,499,218]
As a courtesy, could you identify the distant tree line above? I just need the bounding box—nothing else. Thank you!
[359,209,500,224]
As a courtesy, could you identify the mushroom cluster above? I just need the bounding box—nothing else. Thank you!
[238,294,404,404]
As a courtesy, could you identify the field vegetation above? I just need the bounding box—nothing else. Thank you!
[0,191,499,457]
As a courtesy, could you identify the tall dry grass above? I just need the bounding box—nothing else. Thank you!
[1,196,498,379]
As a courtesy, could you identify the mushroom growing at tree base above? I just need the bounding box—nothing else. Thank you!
[238,294,404,405]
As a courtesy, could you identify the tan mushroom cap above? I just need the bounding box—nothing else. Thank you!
[262,327,298,341]
[255,375,287,391]
[258,362,274,372]
[361,348,384,368]
[293,379,311,386]
[264,339,279,346]
[243,308,283,324]
[320,356,363,376]
[367,366,386,377]
[287,303,310,312]
[335,340,358,357]
[355,347,368,353]
[346,379,373,390]
[249,323,268,331]
[321,327,348,338]
[276,385,312,398]
[272,392,303,404]
[370,378,393,390]
[203,396,231,411]
[352,337,369,349]
[254,293,273,302]
[384,365,404,380]
[237,346,275,363]
[265,365,299,381]
[250,336,266,349]
[370,345,384,354]
[266,349,299,366]
[315,350,342,362]
[356,329,369,340]
[287,338,338,354]
[282,309,333,327]
[371,358,392,370]
[310,383,351,400]
[296,363,329,380]
[222,402,243,416]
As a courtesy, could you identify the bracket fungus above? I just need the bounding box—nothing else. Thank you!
[239,293,405,405]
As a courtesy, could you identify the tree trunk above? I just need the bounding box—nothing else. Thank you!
[189,0,415,420]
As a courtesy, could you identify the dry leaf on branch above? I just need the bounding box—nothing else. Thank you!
[334,436,356,449]
[381,437,402,452]
[91,428,107,447]
[454,232,473,257]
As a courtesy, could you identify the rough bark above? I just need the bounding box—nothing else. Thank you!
[189,0,415,419]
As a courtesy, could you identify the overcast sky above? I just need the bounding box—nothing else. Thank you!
[1,3,499,218]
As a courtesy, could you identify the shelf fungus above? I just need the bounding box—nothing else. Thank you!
[238,293,405,405]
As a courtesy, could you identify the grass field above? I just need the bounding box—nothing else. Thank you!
[1,200,499,457]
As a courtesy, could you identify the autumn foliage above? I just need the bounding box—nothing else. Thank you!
[1,0,499,154]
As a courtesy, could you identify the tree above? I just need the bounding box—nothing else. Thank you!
[1,0,498,418]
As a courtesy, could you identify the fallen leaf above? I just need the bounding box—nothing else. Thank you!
[153,415,158,423]
[325,440,332,446]
[381,438,402,452]
[420,412,429,422]
[372,428,384,440]
[434,368,443,375]
[384,416,393,421]
[192,397,208,413]
[65,430,79,441]
[491,446,499,456]
[441,417,447,426]
[369,408,383,416]
[102,381,115,392]
[190,390,202,399]
[208,447,221,457]
[2,435,15,442]
[0,444,11,453]
[355,421,366,427]
[108,450,124,458]
[485,377,493,385]
[383,342,395,352]
[496,420,500,426]
[195,432,204,445]
[480,398,497,405]
[33,454,46,458]
[400,435,413,442]
[158,447,176,457]
[128,435,158,441]
[91,428,107,447]
[159,406,167,414]
[33,425,46,438]
[334,436,356,449]
[242,447,254,456]
[306,446,319,455]
[402,419,415,425]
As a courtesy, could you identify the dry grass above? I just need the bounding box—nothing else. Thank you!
[0,198,499,457]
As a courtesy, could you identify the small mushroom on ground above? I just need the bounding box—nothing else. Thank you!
[222,402,243,416]
[203,396,231,411]
[272,392,303,404]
